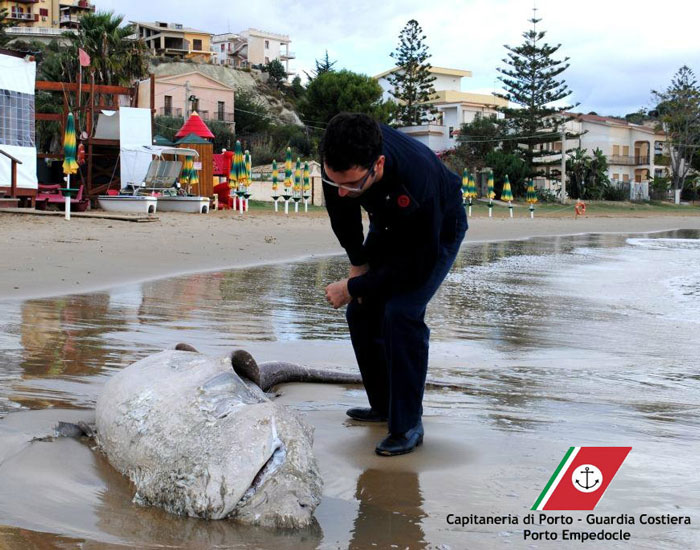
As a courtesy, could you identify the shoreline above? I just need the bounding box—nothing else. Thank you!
[1,210,699,301]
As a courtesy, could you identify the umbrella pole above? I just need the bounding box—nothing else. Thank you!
[488,200,493,218]
[294,201,299,213]
[284,199,289,215]
[509,202,513,218]
[530,205,534,219]
[468,198,472,217]
[274,199,278,212]
[304,199,308,213]
[65,174,71,221]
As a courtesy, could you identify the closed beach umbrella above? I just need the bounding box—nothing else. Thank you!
[303,161,310,195]
[487,170,495,218]
[467,173,477,200]
[272,159,279,194]
[284,147,293,195]
[526,179,538,218]
[180,155,192,186]
[501,174,514,218]
[228,144,238,189]
[244,150,252,188]
[461,168,469,205]
[189,155,199,189]
[62,112,79,176]
[62,112,79,220]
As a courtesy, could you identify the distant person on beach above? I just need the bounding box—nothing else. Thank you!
[321,113,467,456]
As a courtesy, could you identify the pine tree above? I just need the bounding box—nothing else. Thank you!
[496,10,577,180]
[388,19,437,126]
[304,50,337,82]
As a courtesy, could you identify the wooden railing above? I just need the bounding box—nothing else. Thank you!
[0,149,23,199]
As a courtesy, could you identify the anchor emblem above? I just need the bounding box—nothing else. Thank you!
[571,464,603,493]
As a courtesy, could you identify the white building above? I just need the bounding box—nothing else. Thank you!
[212,29,294,74]
[536,113,669,200]
[374,66,508,152]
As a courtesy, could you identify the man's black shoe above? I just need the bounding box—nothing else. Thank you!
[375,422,424,456]
[346,407,387,422]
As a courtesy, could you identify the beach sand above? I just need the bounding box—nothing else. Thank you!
[2,207,700,300]
[1,207,699,548]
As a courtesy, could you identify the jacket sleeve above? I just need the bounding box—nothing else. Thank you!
[347,192,441,298]
[323,182,367,266]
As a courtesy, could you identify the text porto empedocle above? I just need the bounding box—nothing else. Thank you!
[446,513,692,542]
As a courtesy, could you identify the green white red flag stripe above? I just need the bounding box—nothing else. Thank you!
[532,447,632,511]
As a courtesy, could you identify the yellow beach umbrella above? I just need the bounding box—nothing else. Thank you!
[501,174,514,218]
[526,179,538,218]
[487,170,495,218]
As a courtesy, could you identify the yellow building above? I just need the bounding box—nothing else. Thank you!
[1,0,95,29]
[131,21,214,62]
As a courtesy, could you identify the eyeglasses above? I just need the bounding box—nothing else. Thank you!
[321,161,377,192]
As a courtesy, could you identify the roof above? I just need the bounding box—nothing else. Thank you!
[176,132,211,144]
[432,90,508,107]
[374,66,472,79]
[571,113,664,135]
[131,21,212,36]
[175,113,214,140]
[155,70,234,90]
[153,134,174,146]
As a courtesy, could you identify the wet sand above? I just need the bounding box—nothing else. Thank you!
[1,215,700,548]
[1,208,700,300]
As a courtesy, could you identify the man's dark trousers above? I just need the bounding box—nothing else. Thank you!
[345,215,467,434]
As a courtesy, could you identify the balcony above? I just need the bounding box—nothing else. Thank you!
[59,0,95,9]
[635,155,650,165]
[159,107,183,118]
[7,26,63,36]
[14,0,40,3]
[608,155,636,166]
[8,12,37,21]
[279,50,296,59]
[59,14,82,25]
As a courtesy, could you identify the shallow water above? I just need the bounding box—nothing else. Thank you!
[0,229,699,549]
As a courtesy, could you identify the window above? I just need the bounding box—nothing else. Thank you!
[265,40,270,49]
[612,145,620,156]
[192,99,199,112]
[623,174,630,182]
[193,39,202,51]
[40,8,48,15]
[0,89,35,148]
[164,95,172,116]
[612,173,619,181]
[218,101,225,121]
[449,126,454,138]
[622,145,629,156]
[264,56,270,64]
[221,44,225,52]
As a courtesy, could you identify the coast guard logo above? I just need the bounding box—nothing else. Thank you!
[532,447,631,510]
[572,464,602,493]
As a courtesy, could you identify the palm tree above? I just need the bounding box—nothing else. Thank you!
[40,11,148,87]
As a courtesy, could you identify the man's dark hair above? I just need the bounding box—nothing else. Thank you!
[320,113,383,172]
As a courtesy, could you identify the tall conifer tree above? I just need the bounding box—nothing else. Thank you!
[388,19,437,126]
[496,10,577,178]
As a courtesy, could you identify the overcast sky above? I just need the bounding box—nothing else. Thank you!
[98,0,700,116]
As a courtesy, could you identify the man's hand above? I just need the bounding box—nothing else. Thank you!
[325,278,352,309]
[349,263,369,278]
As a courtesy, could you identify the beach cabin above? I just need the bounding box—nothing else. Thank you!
[0,49,37,207]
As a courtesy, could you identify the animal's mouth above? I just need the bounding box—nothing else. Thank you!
[239,438,287,505]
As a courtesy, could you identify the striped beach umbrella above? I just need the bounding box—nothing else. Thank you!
[526,179,538,218]
[62,112,79,176]
[303,161,310,196]
[272,159,279,194]
[227,146,237,189]
[180,155,192,186]
[244,150,252,187]
[189,156,199,189]
[501,174,514,218]
[487,170,495,218]
[461,168,469,205]
[284,147,292,196]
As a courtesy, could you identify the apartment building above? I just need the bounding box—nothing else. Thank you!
[374,66,508,152]
[211,28,294,73]
[132,21,214,62]
[535,114,669,200]
[3,0,95,42]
